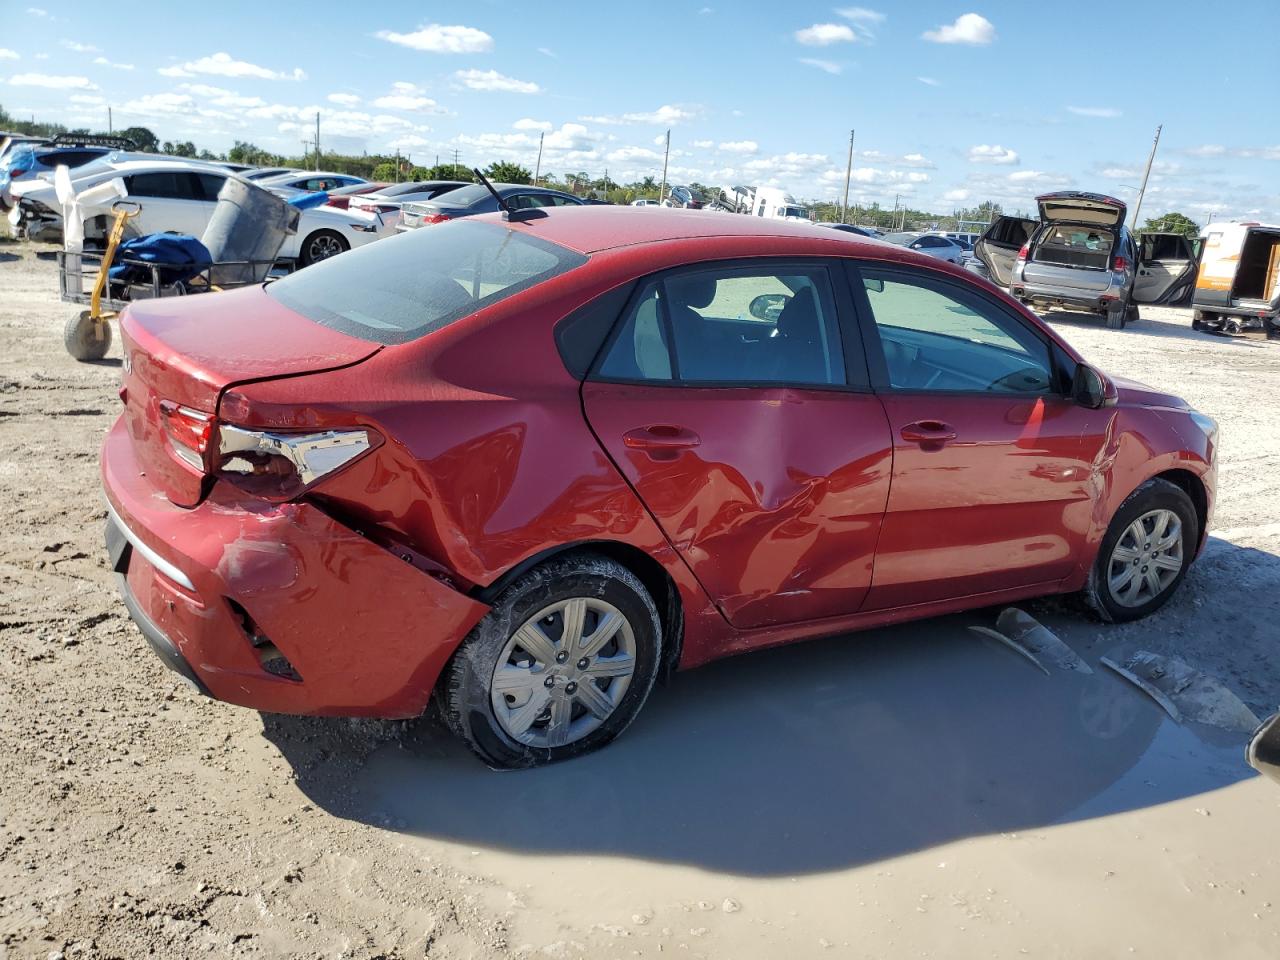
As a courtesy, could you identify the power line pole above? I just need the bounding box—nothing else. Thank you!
[1130,123,1162,231]
[314,112,321,171]
[534,131,544,185]
[107,106,112,135]
[841,129,854,224]
[659,129,670,203]
[453,149,460,179]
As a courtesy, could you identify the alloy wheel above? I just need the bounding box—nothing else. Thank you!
[308,234,345,262]
[1107,508,1183,607]
[489,597,637,748]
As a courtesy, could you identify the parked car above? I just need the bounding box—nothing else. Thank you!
[882,231,964,262]
[1,135,136,187]
[975,192,1198,329]
[101,207,1217,768]
[323,181,391,210]
[347,180,469,216]
[256,171,367,192]
[667,185,703,209]
[1191,221,1280,337]
[11,161,391,265]
[931,230,981,249]
[398,183,584,231]
[818,223,881,238]
[631,198,661,207]
[242,167,303,182]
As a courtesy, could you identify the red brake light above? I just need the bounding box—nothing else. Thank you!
[159,401,213,471]
[1017,243,1029,260]
[422,213,451,225]
[1113,255,1128,272]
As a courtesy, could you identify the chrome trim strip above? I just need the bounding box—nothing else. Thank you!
[105,500,196,591]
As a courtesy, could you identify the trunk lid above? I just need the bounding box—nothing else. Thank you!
[119,284,380,506]
[1037,191,1127,227]
[1022,260,1115,293]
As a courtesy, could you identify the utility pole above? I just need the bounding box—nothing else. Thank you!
[841,129,854,224]
[107,106,112,135]
[659,129,670,203]
[893,193,901,231]
[394,149,400,182]
[314,112,321,171]
[1130,123,1162,231]
[534,131,544,185]
[453,149,460,179]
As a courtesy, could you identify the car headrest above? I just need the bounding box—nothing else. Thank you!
[668,274,717,310]
[776,286,820,342]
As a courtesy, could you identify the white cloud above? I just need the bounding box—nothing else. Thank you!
[581,104,695,126]
[608,146,661,163]
[795,23,857,45]
[26,7,48,16]
[454,69,539,94]
[922,13,995,45]
[376,24,493,54]
[968,144,1019,165]
[800,58,843,74]
[719,140,758,154]
[1184,144,1225,157]
[60,39,98,53]
[388,134,431,150]
[514,118,552,131]
[835,7,885,40]
[0,49,19,60]
[92,56,134,71]
[163,52,305,81]
[1067,105,1121,118]
[916,76,940,86]
[328,93,360,107]
[177,83,265,109]
[691,139,714,149]
[69,93,104,105]
[537,47,556,58]
[120,92,194,115]
[373,82,437,111]
[7,72,96,90]
[943,189,971,202]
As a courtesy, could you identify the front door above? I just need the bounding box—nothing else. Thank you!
[582,259,893,630]
[849,264,1112,610]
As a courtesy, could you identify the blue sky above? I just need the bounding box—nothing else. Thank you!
[4,0,1279,220]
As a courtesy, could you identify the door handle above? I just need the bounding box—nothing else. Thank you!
[900,420,957,445]
[623,425,701,452]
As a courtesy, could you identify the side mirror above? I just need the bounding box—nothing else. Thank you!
[748,293,788,322]
[1248,712,1280,788]
[1071,363,1114,409]
[863,277,885,294]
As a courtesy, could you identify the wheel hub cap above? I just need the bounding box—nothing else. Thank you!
[490,597,637,748]
[1107,509,1183,608]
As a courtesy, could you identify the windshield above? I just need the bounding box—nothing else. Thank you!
[266,220,587,345]
[883,233,917,245]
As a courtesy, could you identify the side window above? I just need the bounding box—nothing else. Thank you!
[127,171,194,200]
[861,268,1054,394]
[550,194,581,206]
[595,264,849,387]
[195,173,226,201]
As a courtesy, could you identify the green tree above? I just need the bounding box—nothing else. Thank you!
[484,161,532,184]
[422,162,473,182]
[371,161,398,182]
[1142,211,1200,238]
[118,126,159,151]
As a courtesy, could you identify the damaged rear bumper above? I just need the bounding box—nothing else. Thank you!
[101,416,489,718]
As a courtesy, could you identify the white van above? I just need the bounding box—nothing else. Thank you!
[1192,221,1280,337]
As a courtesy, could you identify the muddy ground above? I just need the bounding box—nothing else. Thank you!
[1,241,1278,959]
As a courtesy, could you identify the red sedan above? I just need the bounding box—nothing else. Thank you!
[101,208,1217,768]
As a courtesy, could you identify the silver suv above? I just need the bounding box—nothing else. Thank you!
[974,192,1198,329]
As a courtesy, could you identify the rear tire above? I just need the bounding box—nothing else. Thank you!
[1084,478,1198,623]
[64,311,112,362]
[1191,310,1209,330]
[298,229,349,267]
[441,554,663,769]
[1105,302,1127,329]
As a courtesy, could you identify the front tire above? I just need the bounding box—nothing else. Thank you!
[1085,478,1198,623]
[441,554,663,768]
[64,311,112,361]
[298,229,349,267]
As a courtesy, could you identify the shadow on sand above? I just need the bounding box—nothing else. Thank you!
[1040,308,1273,347]
[264,599,1256,876]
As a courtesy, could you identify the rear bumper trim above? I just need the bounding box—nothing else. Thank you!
[104,498,195,590]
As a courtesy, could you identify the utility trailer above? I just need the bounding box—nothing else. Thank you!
[1192,221,1280,337]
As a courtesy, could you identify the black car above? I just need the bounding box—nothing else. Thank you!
[398,183,586,231]
[817,223,880,238]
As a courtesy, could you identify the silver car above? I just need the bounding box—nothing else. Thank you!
[881,231,964,263]
[975,192,1197,329]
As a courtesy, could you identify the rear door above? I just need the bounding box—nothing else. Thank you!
[123,171,211,237]
[582,258,894,630]
[975,216,1037,286]
[1133,232,1198,305]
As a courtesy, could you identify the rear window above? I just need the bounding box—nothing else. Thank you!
[266,220,587,345]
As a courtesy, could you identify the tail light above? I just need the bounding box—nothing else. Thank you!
[422,213,451,225]
[1113,255,1128,271]
[159,401,213,470]
[1017,243,1029,260]
[214,423,379,501]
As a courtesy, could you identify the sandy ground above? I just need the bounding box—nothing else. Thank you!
[1,242,1278,959]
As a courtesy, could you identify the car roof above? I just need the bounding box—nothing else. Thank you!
[477,206,902,256]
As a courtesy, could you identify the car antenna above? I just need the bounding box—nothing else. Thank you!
[472,167,546,222]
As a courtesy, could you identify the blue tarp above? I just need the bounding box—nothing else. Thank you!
[0,144,38,191]
[109,233,212,287]
[287,190,329,211]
